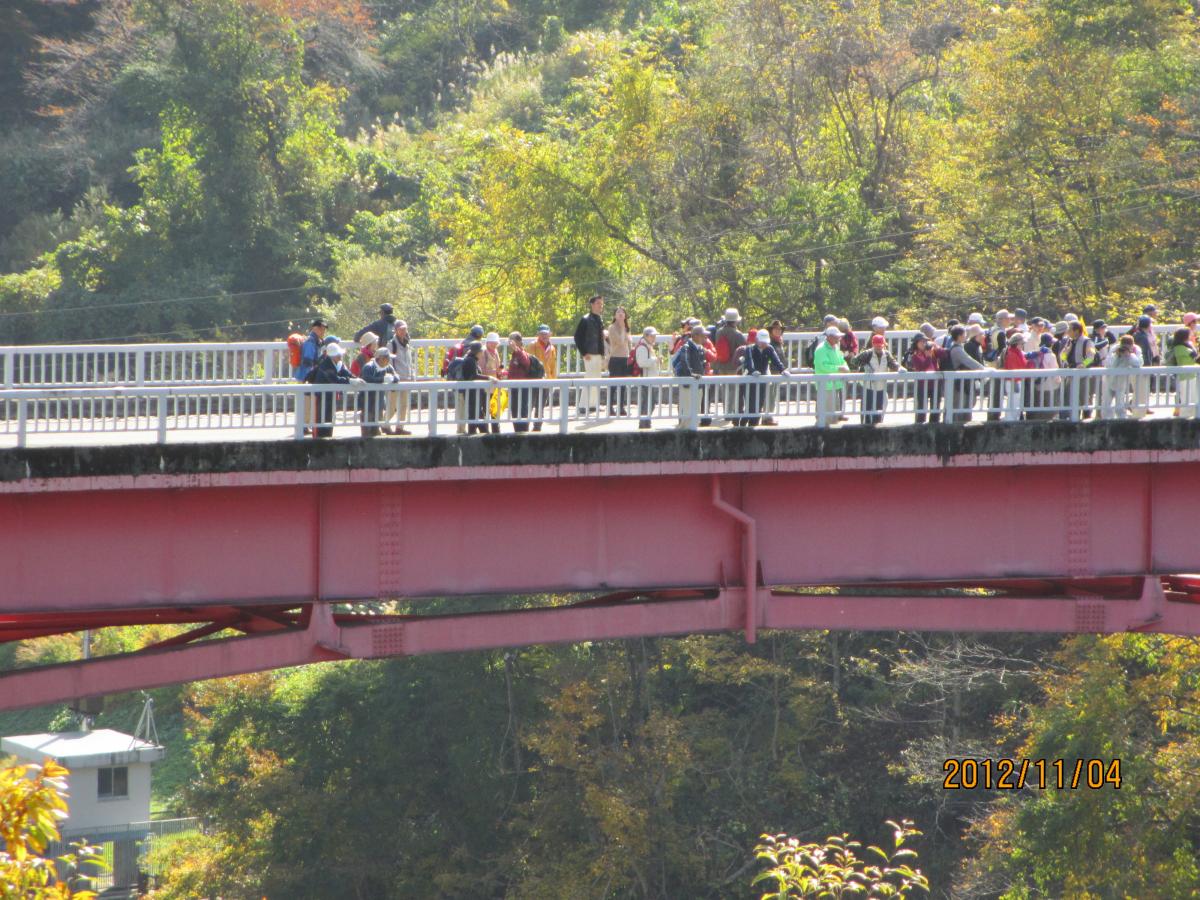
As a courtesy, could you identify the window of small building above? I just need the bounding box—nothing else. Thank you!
[98,766,128,799]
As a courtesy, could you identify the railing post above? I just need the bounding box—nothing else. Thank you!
[687,379,700,430]
[559,382,570,434]
[2,351,13,389]
[263,348,275,384]
[156,394,168,444]
[135,349,146,387]
[428,387,439,437]
[1068,370,1081,422]
[294,386,306,439]
[16,398,27,449]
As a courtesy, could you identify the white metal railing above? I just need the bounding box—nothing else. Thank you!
[1,367,1195,447]
[0,325,1185,387]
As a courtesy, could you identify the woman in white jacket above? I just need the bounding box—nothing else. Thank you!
[1030,332,1061,420]
[1101,334,1142,419]
[634,326,661,429]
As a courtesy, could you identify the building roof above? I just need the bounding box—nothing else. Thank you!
[1,729,165,768]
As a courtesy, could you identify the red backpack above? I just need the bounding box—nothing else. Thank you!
[714,333,732,364]
[287,333,305,368]
[441,343,465,376]
[628,341,647,377]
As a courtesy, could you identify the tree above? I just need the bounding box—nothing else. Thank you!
[0,760,102,899]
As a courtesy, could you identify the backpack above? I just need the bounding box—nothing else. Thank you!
[287,333,305,369]
[441,344,464,377]
[628,343,643,377]
[803,336,820,369]
[938,346,956,372]
[446,357,467,381]
[715,333,732,364]
[671,345,691,376]
[526,355,545,379]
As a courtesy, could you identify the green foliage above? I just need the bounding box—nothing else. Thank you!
[0,760,103,899]
[753,820,929,899]
[960,635,1200,898]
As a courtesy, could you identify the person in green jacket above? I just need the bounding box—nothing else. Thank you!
[1170,327,1198,418]
[814,325,850,424]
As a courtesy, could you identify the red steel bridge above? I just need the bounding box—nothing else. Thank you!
[2,421,1199,712]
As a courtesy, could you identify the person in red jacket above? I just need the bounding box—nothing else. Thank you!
[906,333,945,423]
[350,333,377,377]
[1000,332,1033,421]
[505,332,535,433]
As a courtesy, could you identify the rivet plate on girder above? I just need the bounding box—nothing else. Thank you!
[371,624,405,657]
[1073,601,1107,633]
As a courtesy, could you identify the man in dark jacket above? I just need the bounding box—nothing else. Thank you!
[674,324,711,427]
[311,343,358,438]
[1132,315,1159,365]
[359,346,398,437]
[354,304,397,345]
[1132,315,1160,417]
[741,331,789,426]
[459,341,499,434]
[573,295,606,412]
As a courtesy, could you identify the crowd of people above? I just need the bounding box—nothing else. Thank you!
[287,297,1200,437]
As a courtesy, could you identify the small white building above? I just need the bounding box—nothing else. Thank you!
[1,728,165,841]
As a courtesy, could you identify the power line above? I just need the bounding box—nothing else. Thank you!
[0,284,322,320]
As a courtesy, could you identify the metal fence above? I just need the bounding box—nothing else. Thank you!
[2,367,1196,447]
[0,325,1184,387]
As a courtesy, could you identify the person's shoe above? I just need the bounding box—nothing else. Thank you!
[762,417,777,426]
[396,428,412,436]
[638,422,651,430]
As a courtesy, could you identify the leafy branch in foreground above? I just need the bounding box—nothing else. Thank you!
[1,760,105,900]
[753,818,929,899]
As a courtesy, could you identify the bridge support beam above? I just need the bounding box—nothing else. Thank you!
[2,578,1200,712]
[711,475,759,644]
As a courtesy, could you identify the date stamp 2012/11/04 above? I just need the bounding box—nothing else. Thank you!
[942,758,1122,790]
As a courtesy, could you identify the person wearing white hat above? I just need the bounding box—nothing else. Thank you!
[481,332,503,433]
[814,325,850,424]
[310,342,358,438]
[871,315,889,333]
[384,320,414,435]
[351,332,378,378]
[359,345,399,437]
[528,324,557,431]
[634,326,661,429]
[742,329,790,426]
[967,312,985,326]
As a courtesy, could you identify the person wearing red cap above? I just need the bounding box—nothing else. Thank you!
[852,334,902,426]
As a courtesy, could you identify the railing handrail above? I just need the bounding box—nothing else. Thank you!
[0,321,1184,354]
[1,364,1194,400]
